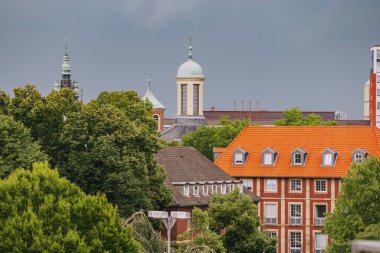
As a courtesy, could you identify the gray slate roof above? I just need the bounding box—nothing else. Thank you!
[157,147,260,207]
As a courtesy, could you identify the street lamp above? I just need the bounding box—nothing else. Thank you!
[148,211,191,253]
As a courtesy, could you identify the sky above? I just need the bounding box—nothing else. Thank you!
[0,0,379,119]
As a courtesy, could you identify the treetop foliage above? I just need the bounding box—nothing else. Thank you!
[0,162,139,252]
[182,116,250,160]
[274,107,337,126]
[323,157,380,252]
[0,113,47,178]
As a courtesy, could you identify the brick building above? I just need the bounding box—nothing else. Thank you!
[157,147,260,240]
[215,126,380,253]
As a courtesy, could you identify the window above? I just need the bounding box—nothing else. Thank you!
[263,153,272,165]
[352,148,368,163]
[265,179,277,192]
[315,180,327,192]
[184,185,189,196]
[290,179,302,192]
[377,102,380,110]
[315,205,327,226]
[193,84,200,115]
[294,153,302,165]
[221,184,226,194]
[193,185,199,195]
[323,153,333,166]
[267,231,277,238]
[203,185,208,195]
[377,89,380,96]
[354,153,363,162]
[181,84,187,115]
[265,204,277,224]
[226,184,233,193]
[315,233,327,253]
[242,178,253,191]
[290,232,302,253]
[234,152,243,164]
[290,204,302,225]
[212,185,218,194]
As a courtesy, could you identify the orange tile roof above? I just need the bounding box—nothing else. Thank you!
[215,126,380,178]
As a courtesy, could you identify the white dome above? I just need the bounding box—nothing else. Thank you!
[177,59,204,78]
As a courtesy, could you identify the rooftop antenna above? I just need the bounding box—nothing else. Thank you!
[249,100,252,124]
[187,36,193,59]
[234,100,237,111]
[256,100,260,111]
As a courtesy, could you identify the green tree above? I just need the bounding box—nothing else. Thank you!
[208,189,276,253]
[30,88,81,165]
[274,107,336,126]
[182,116,250,160]
[0,114,46,178]
[9,84,43,128]
[323,158,380,253]
[57,102,171,217]
[0,162,139,252]
[0,91,10,115]
[93,90,156,131]
[177,207,226,253]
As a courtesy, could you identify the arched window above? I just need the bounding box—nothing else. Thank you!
[153,114,160,131]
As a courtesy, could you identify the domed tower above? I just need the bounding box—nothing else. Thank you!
[142,79,166,132]
[53,44,80,100]
[175,43,205,123]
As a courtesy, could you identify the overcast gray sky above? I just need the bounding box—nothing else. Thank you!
[0,0,379,119]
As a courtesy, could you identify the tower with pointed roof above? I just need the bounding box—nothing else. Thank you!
[53,45,79,100]
[160,39,206,142]
[142,79,166,131]
[175,42,205,121]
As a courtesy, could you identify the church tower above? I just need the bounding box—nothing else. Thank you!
[53,45,79,100]
[175,39,205,124]
[142,79,166,132]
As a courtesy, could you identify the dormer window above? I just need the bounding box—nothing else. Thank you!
[262,148,278,166]
[193,185,199,196]
[183,185,189,196]
[233,148,248,165]
[235,153,243,164]
[291,149,308,166]
[352,148,368,163]
[203,185,208,195]
[321,149,338,166]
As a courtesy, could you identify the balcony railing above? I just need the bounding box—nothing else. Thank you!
[290,217,301,225]
[315,217,325,226]
[265,218,277,225]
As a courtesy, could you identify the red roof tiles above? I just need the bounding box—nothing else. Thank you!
[215,126,380,178]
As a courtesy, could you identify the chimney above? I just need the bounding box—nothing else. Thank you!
[211,106,216,111]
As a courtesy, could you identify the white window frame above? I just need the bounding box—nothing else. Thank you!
[293,153,302,165]
[290,231,302,253]
[265,203,277,225]
[193,185,199,196]
[184,185,190,196]
[315,233,327,253]
[323,153,333,166]
[212,185,218,194]
[354,153,364,163]
[265,179,277,192]
[267,230,278,238]
[203,185,208,195]
[315,180,327,193]
[221,184,226,194]
[290,179,302,192]
[263,152,273,165]
[242,178,253,192]
[234,152,243,164]
[290,203,302,226]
